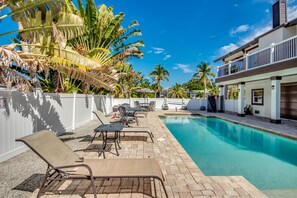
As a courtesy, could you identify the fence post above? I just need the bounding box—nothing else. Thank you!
[91,93,95,120]
[111,95,114,110]
[72,91,77,130]
[129,97,132,107]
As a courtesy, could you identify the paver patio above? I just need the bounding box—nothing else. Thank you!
[1,110,269,198]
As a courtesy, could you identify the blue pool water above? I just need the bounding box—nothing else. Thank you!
[161,116,297,190]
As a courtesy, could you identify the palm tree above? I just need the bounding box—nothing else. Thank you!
[0,0,144,92]
[209,83,219,97]
[193,62,216,98]
[114,64,141,98]
[149,64,170,98]
[168,83,187,98]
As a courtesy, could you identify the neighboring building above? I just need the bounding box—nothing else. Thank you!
[215,0,297,122]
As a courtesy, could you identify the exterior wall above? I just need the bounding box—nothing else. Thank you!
[283,26,296,39]
[259,28,284,49]
[243,75,297,118]
[245,80,272,118]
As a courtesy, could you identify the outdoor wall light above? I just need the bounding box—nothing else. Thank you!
[271,85,275,90]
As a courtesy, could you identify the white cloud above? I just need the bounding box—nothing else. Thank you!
[219,43,238,55]
[239,25,271,45]
[173,64,194,74]
[163,54,172,60]
[217,0,297,58]
[152,47,165,54]
[230,25,250,36]
[288,5,297,21]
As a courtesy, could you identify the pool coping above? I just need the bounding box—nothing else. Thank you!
[160,112,297,141]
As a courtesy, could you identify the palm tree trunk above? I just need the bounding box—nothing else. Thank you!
[157,81,161,98]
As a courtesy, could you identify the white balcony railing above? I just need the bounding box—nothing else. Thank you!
[217,35,297,78]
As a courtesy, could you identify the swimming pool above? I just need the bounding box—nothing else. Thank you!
[161,116,297,190]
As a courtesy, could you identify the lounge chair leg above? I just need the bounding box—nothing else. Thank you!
[91,132,98,143]
[114,140,119,156]
[90,176,97,198]
[37,165,50,198]
[135,118,139,126]
[149,133,154,143]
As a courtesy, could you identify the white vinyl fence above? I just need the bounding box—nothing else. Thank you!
[0,90,210,163]
[0,90,113,162]
[113,98,207,110]
[224,100,238,113]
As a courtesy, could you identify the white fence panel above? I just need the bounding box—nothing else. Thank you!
[44,93,74,133]
[94,95,113,115]
[148,98,164,109]
[186,99,207,110]
[113,98,130,106]
[0,92,34,162]
[75,94,92,127]
[225,100,238,113]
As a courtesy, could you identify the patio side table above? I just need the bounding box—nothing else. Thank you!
[94,124,124,157]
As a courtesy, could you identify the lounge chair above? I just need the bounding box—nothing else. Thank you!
[148,101,156,111]
[118,106,139,125]
[92,110,154,143]
[16,130,168,198]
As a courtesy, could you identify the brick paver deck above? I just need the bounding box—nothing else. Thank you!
[31,110,267,198]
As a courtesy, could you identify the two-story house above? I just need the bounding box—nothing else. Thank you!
[215,0,297,123]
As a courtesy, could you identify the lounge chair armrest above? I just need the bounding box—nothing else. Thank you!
[55,164,94,177]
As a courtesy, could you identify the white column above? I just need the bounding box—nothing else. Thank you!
[238,82,245,117]
[245,53,249,70]
[129,97,132,107]
[270,76,282,124]
[270,43,275,63]
[72,91,77,130]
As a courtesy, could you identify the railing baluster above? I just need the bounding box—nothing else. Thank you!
[217,36,297,78]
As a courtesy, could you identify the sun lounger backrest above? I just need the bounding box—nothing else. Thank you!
[16,130,80,168]
[93,110,110,124]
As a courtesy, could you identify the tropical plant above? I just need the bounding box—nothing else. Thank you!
[70,2,144,63]
[114,63,141,98]
[0,0,144,92]
[168,83,187,98]
[228,85,238,99]
[209,83,219,96]
[150,83,158,98]
[183,78,204,90]
[149,64,170,98]
[193,62,216,98]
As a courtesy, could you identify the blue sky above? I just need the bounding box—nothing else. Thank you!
[1,0,297,87]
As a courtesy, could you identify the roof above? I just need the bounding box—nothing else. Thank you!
[214,17,297,63]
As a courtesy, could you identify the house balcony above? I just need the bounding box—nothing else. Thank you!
[217,35,297,83]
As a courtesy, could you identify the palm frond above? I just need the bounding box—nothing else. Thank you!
[0,11,85,43]
[0,0,64,21]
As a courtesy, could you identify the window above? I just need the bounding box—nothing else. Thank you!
[251,89,264,105]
